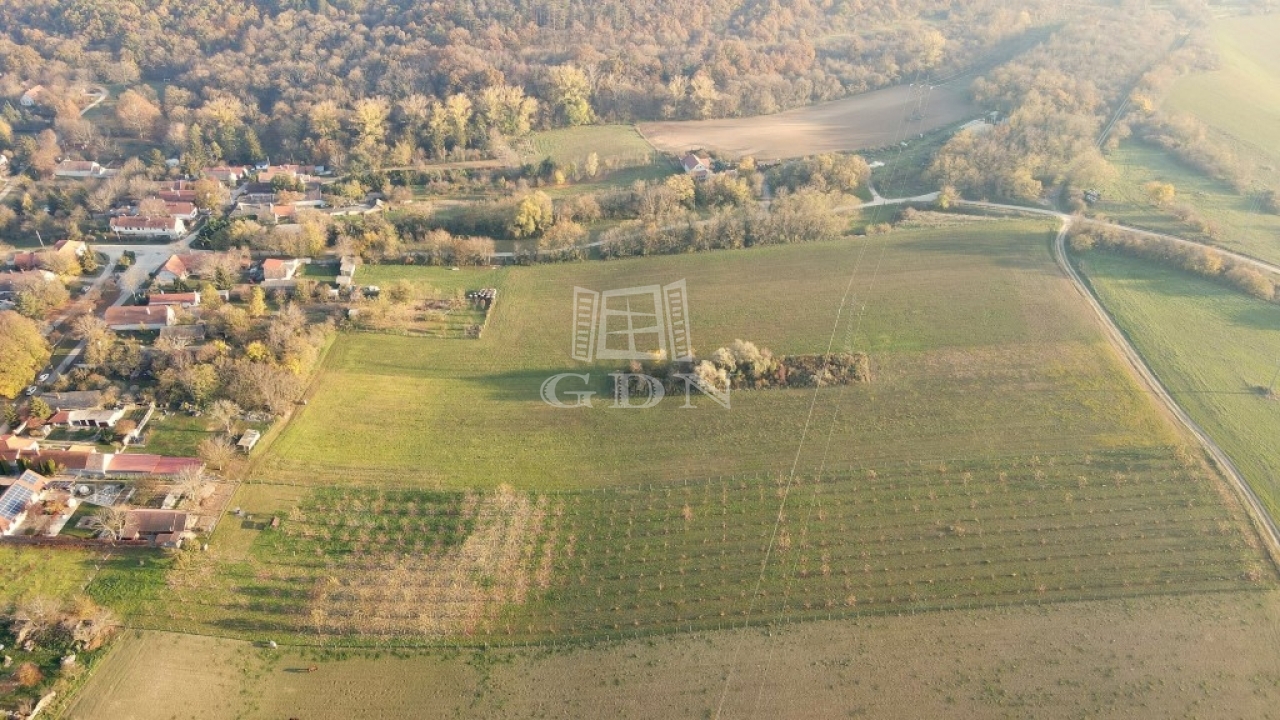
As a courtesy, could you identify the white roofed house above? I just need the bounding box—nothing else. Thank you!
[109,215,186,239]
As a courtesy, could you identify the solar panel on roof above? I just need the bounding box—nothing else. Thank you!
[0,484,34,520]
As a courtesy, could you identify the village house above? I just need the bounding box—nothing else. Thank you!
[47,408,127,429]
[5,251,38,271]
[0,435,40,454]
[109,216,186,239]
[52,239,88,259]
[19,85,45,107]
[54,160,104,178]
[149,291,200,308]
[104,304,175,331]
[0,470,48,536]
[261,258,302,282]
[157,189,197,203]
[237,182,276,204]
[681,153,713,181]
[204,166,246,186]
[163,201,199,221]
[121,509,194,548]
[154,254,190,285]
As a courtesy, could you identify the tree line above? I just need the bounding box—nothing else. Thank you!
[1068,223,1278,302]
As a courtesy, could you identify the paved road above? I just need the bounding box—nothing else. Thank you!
[50,224,202,380]
[959,198,1280,567]
[80,85,108,117]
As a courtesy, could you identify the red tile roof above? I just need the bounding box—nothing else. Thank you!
[108,454,203,476]
[104,305,174,327]
[157,190,197,203]
[110,216,182,232]
[148,292,198,306]
[159,254,189,278]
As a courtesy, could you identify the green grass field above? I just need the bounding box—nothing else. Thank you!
[1093,140,1280,266]
[1077,250,1280,517]
[519,124,660,169]
[0,546,103,611]
[1165,14,1280,185]
[96,218,1275,646]
[256,220,1175,490]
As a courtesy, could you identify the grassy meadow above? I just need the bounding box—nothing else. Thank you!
[67,590,1280,720]
[1093,141,1280,266]
[1164,13,1280,185]
[518,124,659,169]
[256,219,1176,490]
[96,218,1276,647]
[1077,251,1280,517]
[0,546,103,611]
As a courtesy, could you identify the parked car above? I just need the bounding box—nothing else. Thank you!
[24,385,38,396]
[38,372,50,382]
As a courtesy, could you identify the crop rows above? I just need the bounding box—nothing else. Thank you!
[135,448,1272,646]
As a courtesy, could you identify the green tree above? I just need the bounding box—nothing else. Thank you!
[1145,181,1176,207]
[247,286,268,318]
[547,65,595,126]
[509,192,555,238]
[0,311,50,398]
[28,397,52,420]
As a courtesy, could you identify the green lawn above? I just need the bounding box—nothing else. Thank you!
[1092,140,1280,266]
[519,125,659,169]
[257,219,1176,490]
[1077,250,1280,518]
[136,413,215,457]
[0,545,103,611]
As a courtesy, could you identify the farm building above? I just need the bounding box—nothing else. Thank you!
[54,160,104,178]
[237,430,261,454]
[104,305,175,331]
[106,454,204,478]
